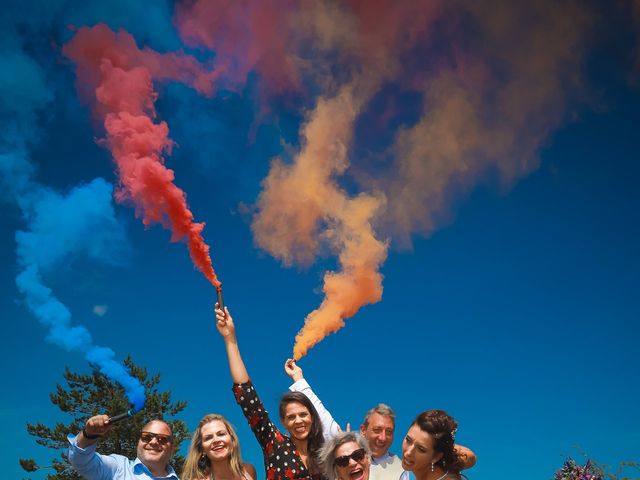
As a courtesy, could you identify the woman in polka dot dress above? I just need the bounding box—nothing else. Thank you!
[215,304,326,480]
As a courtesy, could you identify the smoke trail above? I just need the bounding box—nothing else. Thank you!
[372,0,594,245]
[252,85,388,359]
[174,0,299,94]
[63,24,224,288]
[250,0,442,358]
[0,155,145,409]
[253,0,590,358]
[172,1,394,357]
[13,179,146,409]
[0,6,148,410]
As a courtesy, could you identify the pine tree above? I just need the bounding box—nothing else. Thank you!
[20,355,189,479]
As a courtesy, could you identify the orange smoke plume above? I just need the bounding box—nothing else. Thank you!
[253,86,387,359]
[252,1,441,358]
[63,24,223,288]
[252,0,593,358]
[375,0,594,246]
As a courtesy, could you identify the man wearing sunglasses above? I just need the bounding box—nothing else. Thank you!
[67,414,179,479]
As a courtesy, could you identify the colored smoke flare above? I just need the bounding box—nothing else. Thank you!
[63,24,224,291]
[108,409,135,424]
[216,286,225,313]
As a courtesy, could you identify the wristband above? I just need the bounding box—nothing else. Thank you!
[82,428,101,440]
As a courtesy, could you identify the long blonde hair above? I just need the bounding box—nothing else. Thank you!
[182,414,245,480]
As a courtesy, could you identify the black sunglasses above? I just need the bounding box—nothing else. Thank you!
[140,431,172,446]
[334,448,367,467]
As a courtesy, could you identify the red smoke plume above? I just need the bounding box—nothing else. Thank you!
[63,24,223,288]
[175,0,299,93]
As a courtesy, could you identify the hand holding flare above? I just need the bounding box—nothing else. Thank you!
[215,303,235,338]
[214,303,250,385]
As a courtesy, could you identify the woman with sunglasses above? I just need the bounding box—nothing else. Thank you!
[400,410,465,480]
[182,413,257,480]
[319,432,371,480]
[284,361,477,476]
[215,304,326,480]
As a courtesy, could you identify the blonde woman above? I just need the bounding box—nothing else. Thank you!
[182,413,256,480]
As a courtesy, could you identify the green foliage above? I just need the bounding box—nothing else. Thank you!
[19,458,39,472]
[20,355,189,479]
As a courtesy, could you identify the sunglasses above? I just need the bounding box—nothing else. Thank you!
[140,431,172,446]
[334,448,367,467]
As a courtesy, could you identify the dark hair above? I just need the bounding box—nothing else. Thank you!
[279,392,325,475]
[412,410,464,472]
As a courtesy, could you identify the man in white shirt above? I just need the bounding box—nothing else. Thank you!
[360,404,405,480]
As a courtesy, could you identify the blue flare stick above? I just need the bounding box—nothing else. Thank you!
[108,410,133,424]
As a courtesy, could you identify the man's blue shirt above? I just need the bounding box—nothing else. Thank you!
[67,434,179,480]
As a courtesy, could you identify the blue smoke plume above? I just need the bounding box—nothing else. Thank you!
[1,154,145,410]
[0,10,146,409]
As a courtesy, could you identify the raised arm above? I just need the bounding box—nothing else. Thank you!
[215,304,249,384]
[67,415,121,479]
[455,443,477,469]
[216,304,280,456]
[77,414,112,448]
[285,359,341,439]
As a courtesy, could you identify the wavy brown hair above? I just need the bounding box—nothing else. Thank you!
[412,410,464,472]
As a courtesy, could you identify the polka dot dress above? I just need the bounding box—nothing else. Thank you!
[233,381,323,480]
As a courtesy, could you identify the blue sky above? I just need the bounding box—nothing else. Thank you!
[1,1,639,479]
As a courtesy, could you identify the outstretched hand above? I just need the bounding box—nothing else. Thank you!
[284,359,304,382]
[215,303,236,339]
[84,414,112,438]
[214,302,249,383]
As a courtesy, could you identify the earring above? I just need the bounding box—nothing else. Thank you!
[431,463,434,472]
[442,459,446,468]
[198,453,208,470]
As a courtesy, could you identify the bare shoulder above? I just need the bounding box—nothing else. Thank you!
[243,463,258,480]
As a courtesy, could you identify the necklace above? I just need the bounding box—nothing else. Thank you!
[434,471,449,480]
